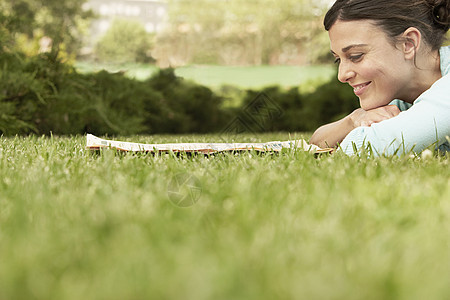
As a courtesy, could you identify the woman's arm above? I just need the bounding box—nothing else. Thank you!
[339,75,450,156]
[309,116,354,148]
[310,106,401,148]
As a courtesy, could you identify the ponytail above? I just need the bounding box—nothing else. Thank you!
[430,0,450,31]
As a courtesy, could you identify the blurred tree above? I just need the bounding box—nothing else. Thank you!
[0,0,93,58]
[94,19,154,64]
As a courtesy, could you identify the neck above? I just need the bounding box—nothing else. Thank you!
[400,49,441,104]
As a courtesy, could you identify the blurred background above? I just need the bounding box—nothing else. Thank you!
[82,0,332,66]
[0,0,362,136]
[77,0,336,87]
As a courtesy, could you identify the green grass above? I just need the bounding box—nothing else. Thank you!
[1,134,449,300]
[74,62,335,89]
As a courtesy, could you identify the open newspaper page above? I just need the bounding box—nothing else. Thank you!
[86,134,333,154]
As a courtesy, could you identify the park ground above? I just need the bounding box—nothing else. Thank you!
[74,63,336,89]
[0,134,449,299]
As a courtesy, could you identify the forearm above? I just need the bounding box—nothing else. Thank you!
[310,105,402,148]
[309,115,354,148]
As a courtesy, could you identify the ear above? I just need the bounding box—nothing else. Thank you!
[401,27,421,60]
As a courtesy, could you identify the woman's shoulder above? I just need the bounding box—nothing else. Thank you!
[390,72,450,110]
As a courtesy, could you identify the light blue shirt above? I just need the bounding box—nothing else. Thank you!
[339,46,450,156]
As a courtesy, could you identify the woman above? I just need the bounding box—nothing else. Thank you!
[309,0,450,156]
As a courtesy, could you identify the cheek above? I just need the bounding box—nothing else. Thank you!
[372,67,403,92]
[360,61,398,90]
[354,59,383,80]
[360,63,400,109]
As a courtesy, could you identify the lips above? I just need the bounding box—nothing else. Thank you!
[352,82,371,96]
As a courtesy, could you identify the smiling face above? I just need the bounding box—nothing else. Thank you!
[329,20,414,110]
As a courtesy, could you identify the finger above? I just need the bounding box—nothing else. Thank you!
[360,120,373,127]
[369,112,389,123]
[375,109,397,119]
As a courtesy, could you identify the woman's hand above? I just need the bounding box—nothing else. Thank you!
[309,104,401,148]
[349,105,401,128]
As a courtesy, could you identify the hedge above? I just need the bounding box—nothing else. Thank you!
[0,51,358,136]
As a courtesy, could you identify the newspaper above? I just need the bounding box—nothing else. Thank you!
[86,134,333,154]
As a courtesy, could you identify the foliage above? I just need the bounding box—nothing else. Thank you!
[0,48,358,136]
[0,135,448,299]
[0,0,93,57]
[146,69,230,133]
[0,51,147,135]
[239,74,359,132]
[0,50,230,136]
[94,19,155,64]
[0,52,52,134]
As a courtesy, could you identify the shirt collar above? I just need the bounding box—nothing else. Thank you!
[440,45,450,76]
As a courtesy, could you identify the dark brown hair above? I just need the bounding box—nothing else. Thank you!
[324,0,450,50]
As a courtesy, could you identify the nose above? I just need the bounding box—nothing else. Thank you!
[337,62,356,83]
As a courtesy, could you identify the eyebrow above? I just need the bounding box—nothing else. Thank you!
[331,44,369,55]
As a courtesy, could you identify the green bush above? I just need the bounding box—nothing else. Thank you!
[238,74,358,133]
[0,50,357,136]
[0,52,150,135]
[0,52,229,136]
[95,19,154,64]
[146,69,230,133]
[0,52,52,134]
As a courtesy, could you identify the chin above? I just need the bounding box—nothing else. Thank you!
[359,101,374,111]
[359,98,390,111]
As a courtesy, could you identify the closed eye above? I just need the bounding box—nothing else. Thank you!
[334,57,341,64]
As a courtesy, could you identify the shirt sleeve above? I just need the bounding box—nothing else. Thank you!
[339,74,450,156]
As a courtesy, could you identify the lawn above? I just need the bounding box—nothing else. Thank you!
[0,134,449,300]
[74,62,335,89]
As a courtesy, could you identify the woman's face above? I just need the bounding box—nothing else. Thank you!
[329,20,413,110]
